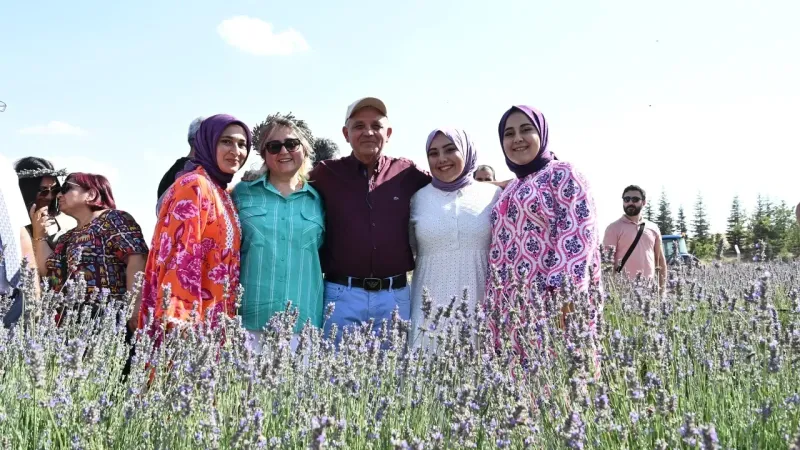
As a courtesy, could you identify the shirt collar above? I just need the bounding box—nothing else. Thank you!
[244,173,319,199]
[621,214,643,225]
[346,153,389,176]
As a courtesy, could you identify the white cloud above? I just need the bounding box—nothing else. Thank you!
[217,16,310,56]
[19,121,87,136]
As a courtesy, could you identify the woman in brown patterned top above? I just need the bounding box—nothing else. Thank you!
[30,173,149,319]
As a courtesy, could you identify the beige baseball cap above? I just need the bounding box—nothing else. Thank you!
[344,97,387,124]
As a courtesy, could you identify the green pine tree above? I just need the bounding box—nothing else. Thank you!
[692,193,710,241]
[726,195,748,255]
[677,206,689,237]
[748,195,772,257]
[656,190,674,235]
[768,200,792,258]
[644,202,655,222]
[691,193,714,259]
[786,222,800,257]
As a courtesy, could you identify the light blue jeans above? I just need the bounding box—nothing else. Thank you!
[322,280,411,343]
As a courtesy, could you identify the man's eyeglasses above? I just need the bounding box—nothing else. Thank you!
[623,196,642,203]
[263,138,302,155]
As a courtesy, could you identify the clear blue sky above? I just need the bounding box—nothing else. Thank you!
[2,0,798,242]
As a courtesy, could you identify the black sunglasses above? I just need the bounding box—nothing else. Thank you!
[59,182,80,195]
[623,196,642,203]
[262,138,302,155]
[37,185,60,197]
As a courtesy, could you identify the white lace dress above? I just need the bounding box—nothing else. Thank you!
[409,181,501,347]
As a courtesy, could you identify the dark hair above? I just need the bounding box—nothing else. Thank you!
[474,164,496,180]
[14,156,62,215]
[66,173,117,211]
[622,185,646,200]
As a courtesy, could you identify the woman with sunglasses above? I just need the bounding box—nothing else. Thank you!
[31,173,148,320]
[14,157,68,249]
[134,114,252,340]
[232,114,324,354]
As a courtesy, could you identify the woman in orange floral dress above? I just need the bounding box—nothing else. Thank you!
[132,114,252,338]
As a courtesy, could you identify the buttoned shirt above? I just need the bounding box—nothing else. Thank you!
[232,174,325,332]
[309,154,431,279]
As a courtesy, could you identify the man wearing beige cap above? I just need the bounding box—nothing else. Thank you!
[309,97,431,343]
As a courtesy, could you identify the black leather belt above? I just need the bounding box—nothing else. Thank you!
[325,274,407,292]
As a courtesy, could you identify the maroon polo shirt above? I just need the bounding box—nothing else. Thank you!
[309,154,432,279]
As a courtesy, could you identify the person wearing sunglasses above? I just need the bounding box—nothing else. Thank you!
[232,114,324,355]
[602,185,667,293]
[14,156,68,249]
[134,114,252,342]
[30,173,148,323]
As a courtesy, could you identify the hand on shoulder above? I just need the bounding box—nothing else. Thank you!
[487,179,513,190]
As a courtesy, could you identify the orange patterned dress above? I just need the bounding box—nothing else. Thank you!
[138,166,241,335]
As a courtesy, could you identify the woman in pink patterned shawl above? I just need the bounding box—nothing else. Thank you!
[485,105,603,363]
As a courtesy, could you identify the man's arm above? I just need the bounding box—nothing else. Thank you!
[654,230,667,294]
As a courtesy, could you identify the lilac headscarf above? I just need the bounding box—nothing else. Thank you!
[177,114,252,189]
[498,105,556,179]
[426,127,477,192]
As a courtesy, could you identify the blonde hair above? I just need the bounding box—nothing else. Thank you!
[257,115,315,180]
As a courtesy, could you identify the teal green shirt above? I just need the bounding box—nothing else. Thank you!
[232,174,325,333]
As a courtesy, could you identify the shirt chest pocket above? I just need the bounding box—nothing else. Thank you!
[239,206,272,247]
[299,204,324,251]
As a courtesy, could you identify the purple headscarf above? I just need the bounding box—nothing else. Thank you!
[426,127,477,192]
[498,105,556,179]
[177,114,252,189]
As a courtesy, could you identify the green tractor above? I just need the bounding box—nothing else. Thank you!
[662,234,701,266]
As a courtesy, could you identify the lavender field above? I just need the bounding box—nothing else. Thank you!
[1,260,799,449]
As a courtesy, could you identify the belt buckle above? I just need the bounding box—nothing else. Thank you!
[362,277,383,291]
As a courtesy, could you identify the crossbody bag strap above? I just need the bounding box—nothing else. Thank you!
[616,222,646,273]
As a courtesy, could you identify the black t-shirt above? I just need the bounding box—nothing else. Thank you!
[157,157,190,200]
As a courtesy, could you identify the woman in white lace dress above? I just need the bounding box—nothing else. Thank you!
[409,128,501,348]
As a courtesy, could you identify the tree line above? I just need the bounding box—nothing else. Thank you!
[644,191,799,260]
